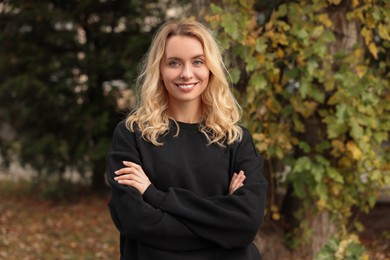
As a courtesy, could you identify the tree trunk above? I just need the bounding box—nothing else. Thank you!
[297,2,360,258]
[254,211,336,259]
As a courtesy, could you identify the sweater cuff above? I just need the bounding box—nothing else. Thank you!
[143,184,166,208]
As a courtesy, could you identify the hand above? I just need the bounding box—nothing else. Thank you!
[229,170,246,195]
[114,161,151,194]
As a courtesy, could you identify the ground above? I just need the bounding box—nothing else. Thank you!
[358,203,390,260]
[0,180,389,259]
[0,181,119,259]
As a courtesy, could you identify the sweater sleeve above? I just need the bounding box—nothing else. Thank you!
[142,128,268,249]
[106,122,214,251]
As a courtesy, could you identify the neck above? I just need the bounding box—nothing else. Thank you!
[167,100,203,124]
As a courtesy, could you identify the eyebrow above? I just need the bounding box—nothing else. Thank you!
[166,55,205,60]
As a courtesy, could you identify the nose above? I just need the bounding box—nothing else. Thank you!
[180,64,193,80]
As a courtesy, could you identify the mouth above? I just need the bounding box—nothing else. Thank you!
[175,83,197,90]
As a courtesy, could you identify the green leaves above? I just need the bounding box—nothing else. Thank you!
[209,0,390,255]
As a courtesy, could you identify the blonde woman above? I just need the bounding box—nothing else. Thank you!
[106,20,267,260]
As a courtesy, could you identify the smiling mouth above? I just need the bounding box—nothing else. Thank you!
[176,83,197,89]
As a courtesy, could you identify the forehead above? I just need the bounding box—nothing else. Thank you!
[164,36,204,58]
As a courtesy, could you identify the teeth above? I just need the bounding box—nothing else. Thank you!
[177,84,195,89]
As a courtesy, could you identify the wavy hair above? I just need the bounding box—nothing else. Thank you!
[126,19,242,146]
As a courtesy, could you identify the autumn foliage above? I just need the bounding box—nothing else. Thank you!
[207,0,390,257]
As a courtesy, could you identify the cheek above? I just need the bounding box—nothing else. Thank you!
[199,69,210,83]
[161,68,179,82]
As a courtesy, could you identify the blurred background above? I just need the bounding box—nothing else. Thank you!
[0,0,389,259]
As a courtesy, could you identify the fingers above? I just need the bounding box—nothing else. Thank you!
[232,171,245,186]
[229,170,246,194]
[114,161,151,194]
[114,172,144,184]
[115,161,144,175]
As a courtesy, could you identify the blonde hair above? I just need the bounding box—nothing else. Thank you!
[126,19,242,146]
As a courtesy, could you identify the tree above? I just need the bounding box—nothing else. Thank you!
[0,0,189,192]
[206,0,390,258]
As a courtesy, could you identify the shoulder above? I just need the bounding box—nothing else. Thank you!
[112,120,138,143]
[114,119,140,134]
[114,120,129,134]
[239,125,251,137]
[237,125,254,144]
[235,125,260,155]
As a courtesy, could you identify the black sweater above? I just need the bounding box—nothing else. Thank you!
[106,120,267,260]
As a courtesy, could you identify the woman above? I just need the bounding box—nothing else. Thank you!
[106,19,267,260]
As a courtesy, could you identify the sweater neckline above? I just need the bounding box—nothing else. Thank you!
[170,119,201,130]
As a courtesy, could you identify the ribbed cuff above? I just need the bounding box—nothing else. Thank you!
[143,184,166,208]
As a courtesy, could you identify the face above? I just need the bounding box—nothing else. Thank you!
[160,36,210,108]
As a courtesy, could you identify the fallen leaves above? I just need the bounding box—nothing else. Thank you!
[0,183,119,259]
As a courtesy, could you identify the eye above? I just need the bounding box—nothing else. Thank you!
[168,60,180,67]
[193,59,204,66]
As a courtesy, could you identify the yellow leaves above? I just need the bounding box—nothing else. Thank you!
[346,141,362,160]
[317,14,333,27]
[247,16,258,32]
[207,0,390,239]
[368,42,378,59]
[265,97,282,114]
[331,139,345,157]
[264,20,289,47]
[328,0,342,5]
[265,21,273,31]
[271,205,280,221]
[369,170,381,181]
[272,212,280,221]
[243,34,256,47]
[276,48,284,58]
[316,199,327,210]
[378,23,390,41]
[354,65,367,79]
[331,183,342,196]
[296,55,306,66]
[268,72,280,85]
[335,234,362,260]
[324,78,335,91]
[253,133,271,152]
[205,14,221,23]
[365,13,375,29]
[361,27,378,59]
[253,123,293,157]
[333,137,365,165]
[291,97,318,118]
[361,27,372,45]
[274,83,283,93]
[311,25,324,39]
[328,93,341,106]
[265,29,274,39]
[339,156,353,168]
[254,129,292,155]
[271,32,289,46]
[256,53,266,64]
[353,48,364,59]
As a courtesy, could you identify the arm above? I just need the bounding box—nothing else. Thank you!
[106,122,214,251]
[141,128,268,249]
[114,162,246,195]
